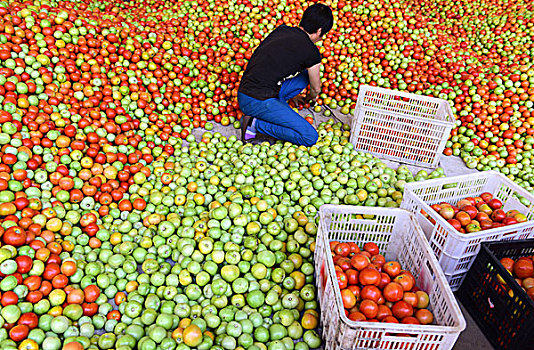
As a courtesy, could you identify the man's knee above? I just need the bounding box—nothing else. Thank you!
[301,127,319,147]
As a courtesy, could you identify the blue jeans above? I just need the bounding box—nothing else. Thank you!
[238,72,318,147]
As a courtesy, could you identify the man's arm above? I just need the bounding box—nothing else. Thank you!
[306,63,321,102]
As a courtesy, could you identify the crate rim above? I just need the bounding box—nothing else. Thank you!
[478,239,534,310]
[351,109,455,129]
[319,204,467,334]
[403,171,532,196]
[355,85,456,124]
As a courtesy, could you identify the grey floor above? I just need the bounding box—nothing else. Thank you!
[200,106,493,350]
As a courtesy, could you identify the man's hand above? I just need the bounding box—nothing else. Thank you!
[291,94,316,109]
[304,92,317,106]
[291,95,307,108]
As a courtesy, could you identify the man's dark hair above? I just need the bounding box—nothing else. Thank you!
[300,3,334,36]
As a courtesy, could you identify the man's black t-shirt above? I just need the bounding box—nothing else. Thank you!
[238,25,321,101]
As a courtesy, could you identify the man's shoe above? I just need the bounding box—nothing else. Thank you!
[240,115,254,142]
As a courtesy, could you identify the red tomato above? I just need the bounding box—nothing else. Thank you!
[15,255,33,274]
[18,312,38,329]
[402,292,418,308]
[348,312,366,322]
[341,289,357,309]
[363,242,380,256]
[383,261,401,278]
[82,302,99,316]
[2,226,27,246]
[23,276,41,291]
[9,324,29,342]
[383,282,404,303]
[394,273,415,292]
[336,270,348,290]
[345,269,359,285]
[1,291,18,306]
[334,242,351,257]
[359,267,381,286]
[514,258,534,279]
[330,241,340,251]
[392,301,414,319]
[378,272,391,290]
[371,254,386,266]
[383,316,399,323]
[335,257,352,271]
[360,285,382,303]
[415,309,434,325]
[350,254,370,271]
[359,300,378,319]
[348,242,360,255]
[347,285,361,300]
[376,304,393,321]
[43,263,60,280]
[500,258,514,272]
[84,285,101,303]
[25,291,43,303]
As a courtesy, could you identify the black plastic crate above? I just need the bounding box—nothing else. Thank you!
[457,239,534,350]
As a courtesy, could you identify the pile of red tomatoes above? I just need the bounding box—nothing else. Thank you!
[499,255,534,300]
[330,241,434,325]
[0,0,533,175]
[425,192,528,234]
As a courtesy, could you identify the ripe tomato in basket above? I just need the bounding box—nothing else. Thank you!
[335,257,352,271]
[364,242,380,256]
[384,282,405,302]
[359,267,381,286]
[378,272,392,289]
[346,269,359,285]
[371,254,386,267]
[341,289,357,309]
[330,241,340,251]
[347,285,361,299]
[360,299,379,319]
[383,261,402,278]
[336,270,348,289]
[350,254,370,271]
[361,285,382,303]
[349,242,361,255]
[334,242,351,257]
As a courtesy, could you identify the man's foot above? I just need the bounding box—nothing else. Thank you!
[240,115,256,141]
[248,133,276,145]
[245,130,257,140]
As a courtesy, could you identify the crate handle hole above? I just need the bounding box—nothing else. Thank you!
[487,297,495,309]
[383,334,418,342]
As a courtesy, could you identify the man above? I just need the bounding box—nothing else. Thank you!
[237,3,334,146]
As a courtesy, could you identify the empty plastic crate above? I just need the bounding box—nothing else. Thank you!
[350,85,454,168]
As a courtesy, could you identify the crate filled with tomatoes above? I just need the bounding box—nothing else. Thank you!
[401,171,534,291]
[314,205,465,350]
[457,239,534,350]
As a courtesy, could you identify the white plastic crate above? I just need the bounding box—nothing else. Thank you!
[349,85,455,168]
[401,171,534,291]
[314,205,465,350]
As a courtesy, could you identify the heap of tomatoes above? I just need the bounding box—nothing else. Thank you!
[425,192,528,234]
[330,241,434,325]
[499,255,534,300]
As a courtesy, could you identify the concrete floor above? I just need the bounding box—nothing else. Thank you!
[199,105,493,350]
